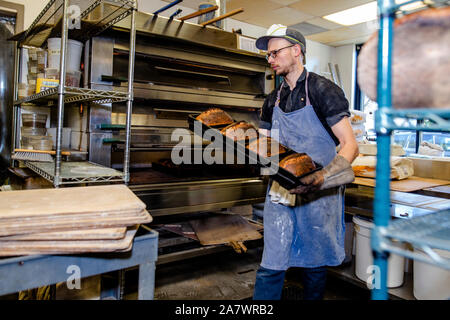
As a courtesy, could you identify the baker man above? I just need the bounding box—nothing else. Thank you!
[253,24,359,300]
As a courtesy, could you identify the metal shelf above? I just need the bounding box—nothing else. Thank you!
[11,0,135,48]
[379,209,450,270]
[25,161,124,185]
[11,0,137,187]
[14,86,128,106]
[371,0,450,299]
[376,107,450,132]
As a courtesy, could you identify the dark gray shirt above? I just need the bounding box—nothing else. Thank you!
[259,69,350,145]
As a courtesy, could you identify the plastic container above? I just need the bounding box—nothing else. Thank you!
[197,2,217,25]
[353,216,406,288]
[47,38,83,72]
[21,127,47,136]
[45,68,81,87]
[22,113,47,128]
[47,127,72,149]
[413,248,450,300]
[29,136,53,151]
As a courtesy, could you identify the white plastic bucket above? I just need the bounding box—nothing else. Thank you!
[47,38,83,72]
[353,216,406,288]
[413,248,450,300]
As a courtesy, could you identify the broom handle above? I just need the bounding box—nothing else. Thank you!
[200,8,244,27]
[14,149,71,156]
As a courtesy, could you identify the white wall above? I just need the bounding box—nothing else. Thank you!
[1,0,46,29]
[332,44,356,109]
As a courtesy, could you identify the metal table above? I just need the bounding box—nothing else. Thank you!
[0,229,158,300]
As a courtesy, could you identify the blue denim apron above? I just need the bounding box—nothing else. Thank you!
[260,72,345,270]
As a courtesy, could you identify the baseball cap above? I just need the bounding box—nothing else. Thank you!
[256,24,306,55]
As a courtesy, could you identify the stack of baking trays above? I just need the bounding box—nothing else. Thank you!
[189,108,322,190]
[0,185,152,256]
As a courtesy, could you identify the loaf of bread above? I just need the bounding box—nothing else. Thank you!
[357,6,450,109]
[246,136,287,158]
[196,108,234,126]
[220,121,258,141]
[279,153,316,177]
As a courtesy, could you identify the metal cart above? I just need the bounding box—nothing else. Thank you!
[371,0,450,300]
[11,0,137,187]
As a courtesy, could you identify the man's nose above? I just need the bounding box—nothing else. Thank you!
[268,55,275,64]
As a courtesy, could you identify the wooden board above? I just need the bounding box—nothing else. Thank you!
[0,227,127,241]
[0,209,152,237]
[0,208,144,224]
[0,185,146,219]
[190,214,262,246]
[0,226,138,256]
[353,176,450,192]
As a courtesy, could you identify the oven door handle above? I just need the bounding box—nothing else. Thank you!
[154,66,231,86]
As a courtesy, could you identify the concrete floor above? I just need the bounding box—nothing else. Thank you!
[123,246,370,300]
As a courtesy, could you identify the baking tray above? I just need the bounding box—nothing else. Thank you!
[188,115,323,189]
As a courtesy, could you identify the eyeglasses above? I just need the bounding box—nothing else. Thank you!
[265,44,295,61]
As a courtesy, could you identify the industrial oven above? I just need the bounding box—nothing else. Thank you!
[74,12,273,259]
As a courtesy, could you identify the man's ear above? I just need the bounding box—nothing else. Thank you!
[293,44,302,58]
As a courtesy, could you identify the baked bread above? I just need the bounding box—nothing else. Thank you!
[357,6,450,109]
[220,121,258,141]
[279,153,316,177]
[246,136,287,157]
[196,108,234,126]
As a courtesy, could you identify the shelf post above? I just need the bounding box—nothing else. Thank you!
[372,0,395,300]
[54,0,70,188]
[123,2,137,185]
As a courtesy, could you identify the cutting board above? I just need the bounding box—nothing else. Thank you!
[0,226,138,256]
[0,227,127,241]
[190,214,262,246]
[0,185,146,219]
[0,209,152,236]
[353,176,450,192]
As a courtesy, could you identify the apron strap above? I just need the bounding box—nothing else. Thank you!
[275,70,310,108]
[305,71,311,106]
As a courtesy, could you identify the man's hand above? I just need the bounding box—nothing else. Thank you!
[289,170,324,194]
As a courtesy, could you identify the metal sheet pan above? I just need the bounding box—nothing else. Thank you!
[188,115,322,190]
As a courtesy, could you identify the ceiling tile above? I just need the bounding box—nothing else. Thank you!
[268,0,299,5]
[225,0,284,26]
[305,17,343,30]
[161,0,203,10]
[289,21,329,36]
[288,0,374,17]
[306,21,376,45]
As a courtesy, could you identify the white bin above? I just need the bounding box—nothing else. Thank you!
[413,248,450,300]
[47,38,83,72]
[353,216,406,288]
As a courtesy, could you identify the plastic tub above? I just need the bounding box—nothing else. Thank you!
[47,38,83,72]
[45,68,81,87]
[21,127,47,136]
[413,248,450,300]
[353,216,406,288]
[22,113,47,128]
[29,136,53,151]
[197,2,217,25]
[47,127,72,149]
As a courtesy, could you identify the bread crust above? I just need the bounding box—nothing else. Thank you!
[279,153,316,177]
